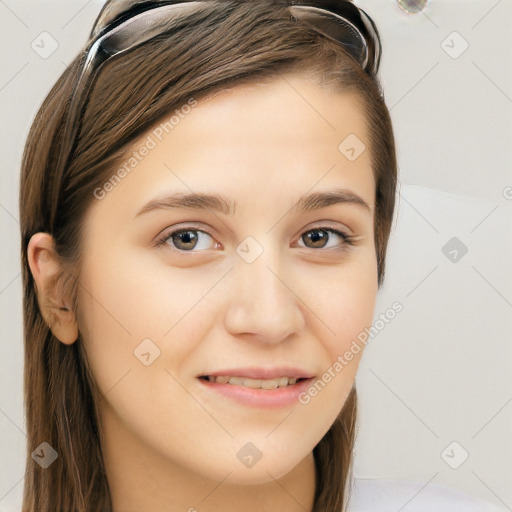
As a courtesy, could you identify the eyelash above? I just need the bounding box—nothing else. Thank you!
[156,225,355,253]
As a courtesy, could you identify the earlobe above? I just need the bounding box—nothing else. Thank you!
[27,233,79,345]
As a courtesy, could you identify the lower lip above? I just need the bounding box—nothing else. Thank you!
[197,377,314,408]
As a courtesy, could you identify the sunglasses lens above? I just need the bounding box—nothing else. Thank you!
[289,6,367,68]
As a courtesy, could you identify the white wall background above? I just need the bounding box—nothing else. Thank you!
[0,0,511,510]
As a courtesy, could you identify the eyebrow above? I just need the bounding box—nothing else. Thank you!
[134,188,371,219]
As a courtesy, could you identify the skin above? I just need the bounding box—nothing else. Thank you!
[28,72,378,512]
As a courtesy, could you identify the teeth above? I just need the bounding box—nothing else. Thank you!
[243,377,264,389]
[260,379,278,390]
[278,376,288,387]
[205,376,300,389]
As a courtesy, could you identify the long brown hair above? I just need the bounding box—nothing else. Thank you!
[19,1,397,510]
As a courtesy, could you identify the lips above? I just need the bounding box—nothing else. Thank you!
[197,368,315,408]
[198,367,315,392]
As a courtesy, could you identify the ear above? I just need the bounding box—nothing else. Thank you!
[27,232,79,345]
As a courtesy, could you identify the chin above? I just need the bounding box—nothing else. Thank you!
[233,439,313,485]
[182,441,310,487]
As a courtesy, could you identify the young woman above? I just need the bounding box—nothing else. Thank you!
[19,1,505,510]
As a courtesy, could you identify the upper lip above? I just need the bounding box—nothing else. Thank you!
[199,367,315,380]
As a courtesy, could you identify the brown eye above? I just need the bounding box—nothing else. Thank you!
[161,229,217,252]
[299,228,353,250]
[171,230,199,250]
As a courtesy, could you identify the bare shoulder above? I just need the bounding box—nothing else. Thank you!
[346,477,506,512]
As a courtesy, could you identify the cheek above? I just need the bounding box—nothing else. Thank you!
[289,249,377,410]
[77,246,209,336]
[304,250,379,358]
[304,255,377,411]
[75,249,220,394]
[74,252,212,452]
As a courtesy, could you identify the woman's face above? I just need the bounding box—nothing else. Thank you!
[77,73,378,485]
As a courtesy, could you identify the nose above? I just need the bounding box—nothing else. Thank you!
[223,246,306,345]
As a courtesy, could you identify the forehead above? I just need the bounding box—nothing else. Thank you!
[185,74,368,147]
[91,73,375,223]
[137,73,370,174]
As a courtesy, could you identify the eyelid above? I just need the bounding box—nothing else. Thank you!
[304,219,354,235]
[156,222,216,239]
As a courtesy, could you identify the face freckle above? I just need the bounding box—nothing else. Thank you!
[76,72,378,490]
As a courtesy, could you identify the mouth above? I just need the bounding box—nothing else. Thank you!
[197,369,315,408]
[198,375,308,389]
